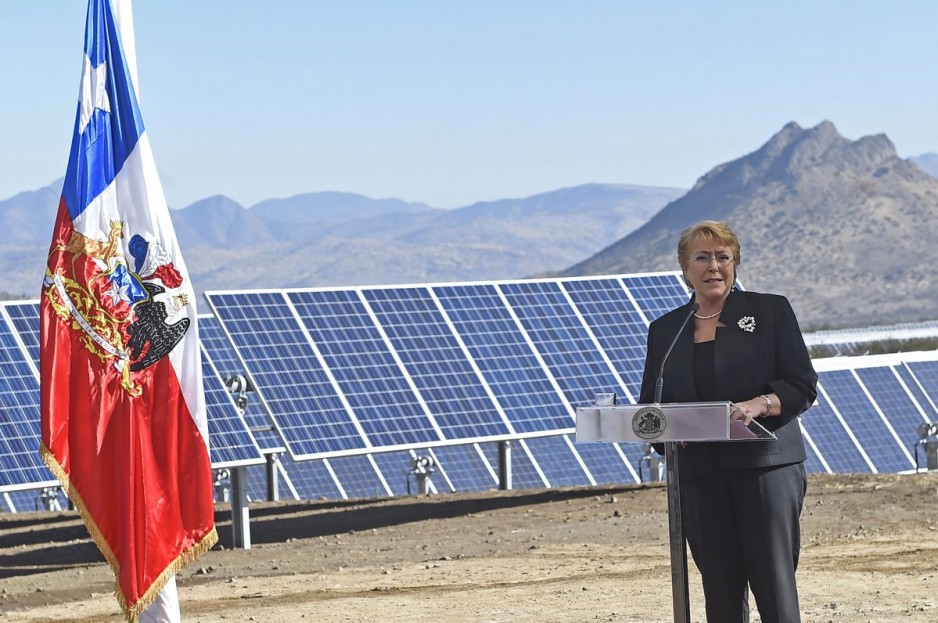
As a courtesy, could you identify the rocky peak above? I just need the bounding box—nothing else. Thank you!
[563,120,938,329]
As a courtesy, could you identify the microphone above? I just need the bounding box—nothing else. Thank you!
[654,302,699,404]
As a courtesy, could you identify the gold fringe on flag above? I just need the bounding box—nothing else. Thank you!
[40,443,219,622]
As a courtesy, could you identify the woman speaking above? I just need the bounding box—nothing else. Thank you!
[639,221,817,623]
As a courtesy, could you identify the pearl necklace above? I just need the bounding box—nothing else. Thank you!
[693,308,723,320]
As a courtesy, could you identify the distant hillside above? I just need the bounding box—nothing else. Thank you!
[0,180,62,244]
[563,121,938,329]
[0,183,681,299]
[910,152,938,180]
[252,191,433,224]
[171,184,680,295]
[172,195,277,247]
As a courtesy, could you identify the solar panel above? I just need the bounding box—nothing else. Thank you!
[0,306,57,492]
[799,422,829,475]
[499,280,626,410]
[817,369,911,473]
[361,287,510,441]
[0,300,264,507]
[620,274,689,322]
[805,352,938,474]
[561,278,649,401]
[798,388,872,473]
[804,320,938,356]
[4,302,41,368]
[204,291,367,458]
[7,273,938,514]
[241,449,451,502]
[500,282,653,482]
[204,276,706,484]
[895,364,938,417]
[902,359,938,412]
[432,284,571,434]
[0,302,59,505]
[573,440,640,484]
[199,315,286,453]
[3,488,68,513]
[325,454,391,499]
[853,366,925,465]
[249,453,341,502]
[425,443,497,492]
[199,346,266,469]
[522,435,593,486]
[289,289,440,448]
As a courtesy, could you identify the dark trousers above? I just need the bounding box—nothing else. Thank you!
[681,462,807,623]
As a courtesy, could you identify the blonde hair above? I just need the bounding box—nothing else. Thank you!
[677,220,740,288]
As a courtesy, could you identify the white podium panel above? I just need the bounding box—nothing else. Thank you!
[575,402,775,443]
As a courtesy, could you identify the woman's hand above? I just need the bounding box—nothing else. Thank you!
[730,398,764,424]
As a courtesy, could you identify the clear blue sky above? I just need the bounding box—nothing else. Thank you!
[3,1,937,209]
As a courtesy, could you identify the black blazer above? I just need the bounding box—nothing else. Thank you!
[639,289,818,474]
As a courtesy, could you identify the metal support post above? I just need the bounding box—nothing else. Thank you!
[915,423,938,472]
[498,440,512,490]
[266,452,281,502]
[229,466,251,550]
[664,442,690,623]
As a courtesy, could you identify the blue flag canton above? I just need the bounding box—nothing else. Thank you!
[63,0,145,221]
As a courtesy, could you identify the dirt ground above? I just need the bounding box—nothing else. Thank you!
[1,472,936,623]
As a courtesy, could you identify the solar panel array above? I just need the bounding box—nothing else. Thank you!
[804,320,938,356]
[203,274,938,504]
[0,304,57,499]
[204,274,692,461]
[0,301,264,512]
[804,353,938,474]
[4,272,938,513]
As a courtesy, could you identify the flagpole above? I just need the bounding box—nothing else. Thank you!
[110,0,138,94]
[110,3,181,622]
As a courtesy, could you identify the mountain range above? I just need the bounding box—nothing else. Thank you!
[4,120,938,330]
[564,121,938,329]
[0,183,682,300]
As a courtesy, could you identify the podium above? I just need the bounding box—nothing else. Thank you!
[575,401,776,444]
[575,401,775,623]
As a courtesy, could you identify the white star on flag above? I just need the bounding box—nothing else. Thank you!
[79,55,110,134]
[104,280,131,306]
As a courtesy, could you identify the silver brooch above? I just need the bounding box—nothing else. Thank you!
[738,316,756,333]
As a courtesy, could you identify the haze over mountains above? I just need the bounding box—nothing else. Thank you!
[3,120,938,330]
[0,183,681,300]
[565,121,938,329]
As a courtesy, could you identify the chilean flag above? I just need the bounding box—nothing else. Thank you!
[39,1,217,620]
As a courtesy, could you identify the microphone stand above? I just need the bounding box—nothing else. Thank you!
[656,302,697,623]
